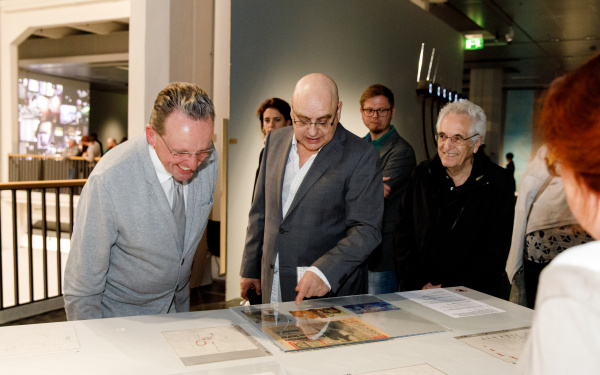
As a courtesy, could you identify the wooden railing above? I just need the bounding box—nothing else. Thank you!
[0,179,86,324]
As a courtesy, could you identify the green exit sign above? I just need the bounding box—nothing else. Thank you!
[465,37,484,50]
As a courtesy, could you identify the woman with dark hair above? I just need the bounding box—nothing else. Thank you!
[253,98,291,198]
[257,98,292,142]
[515,52,600,374]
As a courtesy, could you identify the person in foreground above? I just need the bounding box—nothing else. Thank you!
[240,73,383,305]
[64,82,218,320]
[360,84,416,294]
[395,100,514,297]
[515,52,600,374]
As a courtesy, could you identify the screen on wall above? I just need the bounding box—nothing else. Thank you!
[17,72,90,155]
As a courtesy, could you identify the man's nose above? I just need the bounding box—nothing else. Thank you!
[183,156,205,171]
[307,123,319,136]
[442,140,454,150]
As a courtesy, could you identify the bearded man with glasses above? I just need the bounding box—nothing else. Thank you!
[65,82,218,320]
[240,73,383,305]
[394,100,514,298]
[360,84,416,294]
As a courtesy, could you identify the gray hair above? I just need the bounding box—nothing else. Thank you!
[149,82,215,135]
[436,100,486,144]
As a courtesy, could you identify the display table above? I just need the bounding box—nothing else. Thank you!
[0,288,532,374]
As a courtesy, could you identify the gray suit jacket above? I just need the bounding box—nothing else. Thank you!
[368,129,416,272]
[240,124,383,303]
[64,135,217,320]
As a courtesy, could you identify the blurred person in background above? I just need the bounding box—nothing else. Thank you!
[81,135,101,163]
[253,98,292,199]
[505,144,592,308]
[105,137,117,154]
[515,52,600,374]
[62,138,81,157]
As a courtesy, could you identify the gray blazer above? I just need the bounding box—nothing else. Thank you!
[240,124,383,303]
[64,135,217,320]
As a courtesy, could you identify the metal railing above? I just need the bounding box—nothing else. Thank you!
[0,179,86,323]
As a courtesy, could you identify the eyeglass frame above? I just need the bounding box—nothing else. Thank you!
[435,132,480,145]
[155,130,213,161]
[292,111,337,130]
[362,107,392,117]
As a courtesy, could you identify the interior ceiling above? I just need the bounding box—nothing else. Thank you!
[428,0,600,89]
[19,19,129,91]
[18,1,600,91]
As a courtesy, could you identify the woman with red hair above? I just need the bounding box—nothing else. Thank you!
[515,52,600,374]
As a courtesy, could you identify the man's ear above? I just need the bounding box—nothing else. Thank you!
[472,137,482,154]
[146,124,156,147]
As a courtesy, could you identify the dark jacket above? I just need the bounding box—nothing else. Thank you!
[395,152,515,297]
[368,130,416,272]
[241,124,383,303]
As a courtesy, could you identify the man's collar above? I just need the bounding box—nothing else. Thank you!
[148,144,172,184]
[364,125,395,147]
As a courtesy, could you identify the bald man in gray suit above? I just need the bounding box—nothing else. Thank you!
[64,83,217,320]
[240,73,383,305]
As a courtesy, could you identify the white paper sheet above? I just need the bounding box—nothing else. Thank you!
[401,289,504,318]
[0,326,80,358]
[357,363,447,374]
[162,325,271,366]
[455,327,530,363]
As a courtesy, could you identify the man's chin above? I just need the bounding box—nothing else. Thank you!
[174,169,194,181]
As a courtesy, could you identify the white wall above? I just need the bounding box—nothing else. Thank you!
[213,0,231,224]
[225,0,463,300]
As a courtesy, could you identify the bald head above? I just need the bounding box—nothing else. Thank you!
[290,73,342,154]
[291,73,340,115]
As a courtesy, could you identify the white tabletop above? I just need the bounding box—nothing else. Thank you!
[0,287,532,374]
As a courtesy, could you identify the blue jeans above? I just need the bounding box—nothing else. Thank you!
[368,270,398,294]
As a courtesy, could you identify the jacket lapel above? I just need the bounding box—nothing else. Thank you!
[377,130,399,158]
[282,124,347,221]
[180,154,216,256]
[276,131,294,222]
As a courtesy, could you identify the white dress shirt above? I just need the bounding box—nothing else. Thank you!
[270,136,331,303]
[148,145,188,208]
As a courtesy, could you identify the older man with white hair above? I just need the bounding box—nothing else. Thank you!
[395,100,514,297]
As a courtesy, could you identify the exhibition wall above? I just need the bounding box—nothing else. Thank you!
[226,0,463,300]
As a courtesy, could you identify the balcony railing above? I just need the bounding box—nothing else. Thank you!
[9,154,99,194]
[0,179,86,324]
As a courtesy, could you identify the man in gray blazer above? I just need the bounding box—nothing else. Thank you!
[360,84,416,294]
[240,73,383,305]
[64,83,218,320]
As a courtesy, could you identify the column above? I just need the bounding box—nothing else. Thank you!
[469,68,504,164]
[128,0,214,137]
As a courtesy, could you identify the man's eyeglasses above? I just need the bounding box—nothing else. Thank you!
[292,112,336,131]
[435,133,479,145]
[362,108,391,117]
[156,132,213,161]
